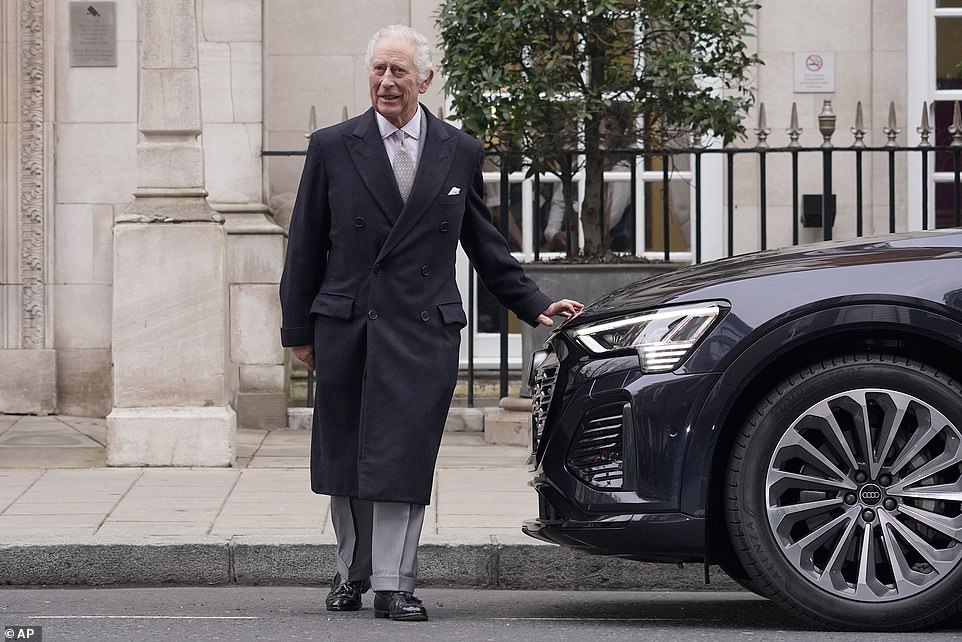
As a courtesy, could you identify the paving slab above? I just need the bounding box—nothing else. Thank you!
[216,502,324,516]
[0,416,19,434]
[260,431,310,445]
[0,415,745,592]
[0,448,106,468]
[56,417,107,445]
[95,522,216,536]
[3,502,118,516]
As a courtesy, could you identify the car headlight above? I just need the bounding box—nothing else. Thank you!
[569,303,724,372]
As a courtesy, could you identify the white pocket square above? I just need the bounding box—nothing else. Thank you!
[447,186,461,196]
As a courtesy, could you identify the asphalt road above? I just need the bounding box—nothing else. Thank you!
[2,587,961,641]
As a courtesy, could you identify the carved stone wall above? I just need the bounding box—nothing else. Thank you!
[0,0,55,414]
[18,0,45,350]
[1,0,20,349]
[0,3,8,346]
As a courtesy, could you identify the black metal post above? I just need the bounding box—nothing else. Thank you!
[822,148,833,241]
[818,100,836,241]
[694,152,702,263]
[855,149,863,237]
[599,152,608,251]
[533,172,541,262]
[467,265,475,408]
[563,152,575,257]
[759,150,767,251]
[791,150,799,246]
[921,150,929,230]
[499,160,510,399]
[630,157,638,254]
[727,150,735,256]
[662,153,670,261]
[888,149,896,233]
[952,148,962,227]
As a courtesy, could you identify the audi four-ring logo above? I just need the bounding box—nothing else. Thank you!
[859,485,882,504]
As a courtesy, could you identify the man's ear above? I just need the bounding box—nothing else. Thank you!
[418,70,434,94]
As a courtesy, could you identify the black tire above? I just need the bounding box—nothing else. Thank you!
[725,353,962,631]
[714,553,765,596]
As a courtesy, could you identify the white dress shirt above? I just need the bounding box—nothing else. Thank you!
[376,105,424,176]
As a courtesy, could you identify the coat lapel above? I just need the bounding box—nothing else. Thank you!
[344,108,404,224]
[376,108,454,262]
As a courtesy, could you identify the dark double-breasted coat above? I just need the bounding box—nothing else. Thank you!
[280,106,551,505]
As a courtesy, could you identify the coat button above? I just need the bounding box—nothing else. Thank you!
[354,217,365,228]
[440,221,450,233]
[420,265,431,276]
[368,310,378,320]
[373,262,383,274]
[419,310,431,322]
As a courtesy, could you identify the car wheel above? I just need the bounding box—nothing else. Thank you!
[714,553,764,596]
[725,353,962,631]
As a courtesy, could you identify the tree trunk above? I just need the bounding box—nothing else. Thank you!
[581,129,604,257]
[560,154,580,257]
[581,13,607,258]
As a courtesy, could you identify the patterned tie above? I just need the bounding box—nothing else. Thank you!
[392,130,415,202]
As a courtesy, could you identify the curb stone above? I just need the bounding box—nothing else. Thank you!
[0,541,741,591]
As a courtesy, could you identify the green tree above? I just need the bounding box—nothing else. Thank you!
[437,0,760,258]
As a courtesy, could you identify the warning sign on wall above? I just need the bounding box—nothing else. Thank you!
[794,52,835,93]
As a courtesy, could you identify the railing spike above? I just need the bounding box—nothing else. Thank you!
[341,106,349,122]
[918,101,932,147]
[883,101,900,148]
[305,105,318,139]
[951,101,962,147]
[851,101,867,148]
[754,103,771,150]
[786,102,802,149]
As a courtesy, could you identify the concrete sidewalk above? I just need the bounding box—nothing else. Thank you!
[0,415,737,591]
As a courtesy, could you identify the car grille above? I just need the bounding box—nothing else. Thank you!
[530,359,559,453]
[566,402,624,489]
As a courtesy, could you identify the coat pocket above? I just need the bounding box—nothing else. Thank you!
[310,292,355,319]
[438,192,465,206]
[437,301,467,328]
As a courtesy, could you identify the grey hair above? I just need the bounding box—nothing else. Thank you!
[365,25,434,82]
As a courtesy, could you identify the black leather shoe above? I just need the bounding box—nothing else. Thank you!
[373,591,428,621]
[325,574,371,611]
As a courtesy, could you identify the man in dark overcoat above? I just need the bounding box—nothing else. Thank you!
[279,24,582,622]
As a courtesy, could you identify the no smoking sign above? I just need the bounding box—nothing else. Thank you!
[795,52,834,93]
[805,54,823,72]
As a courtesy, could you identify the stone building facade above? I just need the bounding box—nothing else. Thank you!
[0,1,954,464]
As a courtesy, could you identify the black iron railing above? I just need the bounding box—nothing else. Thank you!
[267,99,962,407]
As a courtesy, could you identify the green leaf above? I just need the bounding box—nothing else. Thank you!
[436,0,759,255]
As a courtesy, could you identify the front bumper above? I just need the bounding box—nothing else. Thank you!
[522,485,706,562]
[524,335,719,562]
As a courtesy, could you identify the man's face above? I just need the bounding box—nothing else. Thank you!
[368,36,432,128]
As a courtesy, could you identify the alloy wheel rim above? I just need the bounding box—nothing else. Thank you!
[766,388,962,601]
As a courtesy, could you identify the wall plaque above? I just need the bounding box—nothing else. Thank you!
[794,52,835,93]
[69,2,116,67]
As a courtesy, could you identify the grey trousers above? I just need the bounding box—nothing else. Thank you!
[329,496,425,593]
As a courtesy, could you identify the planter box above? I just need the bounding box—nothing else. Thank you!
[520,262,681,395]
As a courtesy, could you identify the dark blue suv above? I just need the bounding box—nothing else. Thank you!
[525,230,962,631]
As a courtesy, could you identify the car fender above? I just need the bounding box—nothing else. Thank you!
[677,300,962,517]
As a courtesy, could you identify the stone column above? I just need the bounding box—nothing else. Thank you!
[197,0,287,429]
[106,0,235,466]
[0,0,57,414]
[221,208,287,430]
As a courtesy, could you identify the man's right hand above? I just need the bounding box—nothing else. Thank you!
[292,345,315,371]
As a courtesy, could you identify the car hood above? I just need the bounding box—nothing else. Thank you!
[569,229,962,324]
